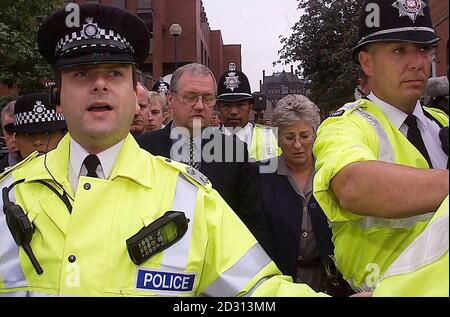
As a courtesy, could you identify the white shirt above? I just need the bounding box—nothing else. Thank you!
[68,139,124,193]
[368,92,447,169]
[222,122,254,146]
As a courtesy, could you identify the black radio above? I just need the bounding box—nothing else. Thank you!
[126,211,189,265]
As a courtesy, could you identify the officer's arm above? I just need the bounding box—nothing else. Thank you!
[331,161,449,218]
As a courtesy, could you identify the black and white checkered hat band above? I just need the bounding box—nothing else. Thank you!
[15,110,65,125]
[55,28,134,56]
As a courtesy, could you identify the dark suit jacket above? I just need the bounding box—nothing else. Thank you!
[0,155,9,173]
[136,124,273,255]
[256,159,334,280]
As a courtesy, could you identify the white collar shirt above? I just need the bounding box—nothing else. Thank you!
[368,92,447,169]
[69,138,124,193]
[222,122,254,146]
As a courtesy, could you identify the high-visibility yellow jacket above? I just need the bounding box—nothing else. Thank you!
[248,124,281,161]
[373,195,449,297]
[0,134,323,297]
[313,98,448,291]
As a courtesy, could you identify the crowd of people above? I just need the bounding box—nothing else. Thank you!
[0,0,448,297]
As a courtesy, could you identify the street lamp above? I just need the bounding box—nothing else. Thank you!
[169,23,183,70]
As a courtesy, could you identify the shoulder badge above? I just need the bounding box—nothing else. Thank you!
[330,100,363,118]
[157,157,211,191]
[330,110,345,117]
[0,152,39,182]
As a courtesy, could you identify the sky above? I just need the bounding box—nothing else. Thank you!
[202,0,302,93]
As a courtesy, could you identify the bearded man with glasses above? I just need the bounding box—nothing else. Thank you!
[136,63,273,256]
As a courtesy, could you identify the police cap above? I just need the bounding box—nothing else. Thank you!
[4,93,66,134]
[217,63,253,103]
[37,3,150,69]
[152,78,170,94]
[353,0,439,57]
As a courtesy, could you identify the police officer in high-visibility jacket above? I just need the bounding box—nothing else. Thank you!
[373,195,449,297]
[217,63,281,161]
[313,0,449,292]
[0,3,323,297]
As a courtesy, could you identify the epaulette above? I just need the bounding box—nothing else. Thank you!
[156,156,212,191]
[423,106,449,120]
[329,99,364,118]
[254,123,272,130]
[0,151,39,182]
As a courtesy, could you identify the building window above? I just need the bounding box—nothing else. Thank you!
[137,0,152,9]
[111,0,125,9]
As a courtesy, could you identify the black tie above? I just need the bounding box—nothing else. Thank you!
[83,154,100,178]
[404,115,433,168]
[187,138,200,170]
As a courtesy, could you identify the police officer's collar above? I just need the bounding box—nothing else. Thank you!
[69,138,124,181]
[222,122,253,145]
[367,92,425,130]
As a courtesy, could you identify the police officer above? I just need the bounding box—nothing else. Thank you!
[217,63,280,161]
[0,3,322,297]
[313,0,449,293]
[152,77,170,95]
[4,92,67,160]
[152,77,172,126]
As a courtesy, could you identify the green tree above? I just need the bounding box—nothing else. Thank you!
[278,0,363,114]
[0,0,63,97]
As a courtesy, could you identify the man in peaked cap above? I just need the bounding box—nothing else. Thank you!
[217,63,280,161]
[152,77,170,95]
[4,92,66,160]
[313,0,449,294]
[0,3,324,297]
[152,78,173,126]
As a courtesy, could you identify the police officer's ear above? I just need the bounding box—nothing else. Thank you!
[49,82,61,107]
[167,92,175,112]
[358,49,374,79]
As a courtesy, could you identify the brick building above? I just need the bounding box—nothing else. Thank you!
[72,0,242,83]
[0,0,242,96]
[430,0,449,77]
[257,66,308,120]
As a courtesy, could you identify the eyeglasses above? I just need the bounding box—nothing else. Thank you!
[280,133,314,145]
[172,92,216,108]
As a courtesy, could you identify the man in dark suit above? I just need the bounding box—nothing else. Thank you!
[136,63,272,255]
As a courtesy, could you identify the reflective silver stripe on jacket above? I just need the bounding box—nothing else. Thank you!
[200,243,272,297]
[262,128,274,159]
[255,126,277,160]
[0,175,27,289]
[159,175,197,271]
[382,211,449,279]
[0,291,56,297]
[347,105,433,229]
[355,108,394,163]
